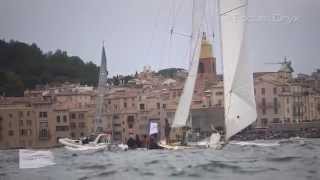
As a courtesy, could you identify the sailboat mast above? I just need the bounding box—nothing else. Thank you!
[215,0,227,141]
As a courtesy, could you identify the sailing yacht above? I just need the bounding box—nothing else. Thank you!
[159,0,257,149]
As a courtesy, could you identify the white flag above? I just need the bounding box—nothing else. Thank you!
[149,122,158,135]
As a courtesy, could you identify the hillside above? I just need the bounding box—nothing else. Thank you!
[157,68,186,78]
[0,39,99,96]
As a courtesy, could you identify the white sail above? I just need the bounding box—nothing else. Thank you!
[217,0,257,140]
[171,32,202,128]
[171,0,206,128]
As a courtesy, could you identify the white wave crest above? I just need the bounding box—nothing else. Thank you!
[230,141,280,147]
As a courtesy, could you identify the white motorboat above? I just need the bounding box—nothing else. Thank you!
[59,134,111,152]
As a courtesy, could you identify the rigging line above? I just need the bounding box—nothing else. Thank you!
[216,0,224,76]
[144,1,163,70]
[174,0,186,23]
[207,0,215,40]
[220,3,248,16]
[171,0,176,27]
[172,31,192,38]
[189,0,196,69]
[167,0,176,69]
[189,0,206,71]
[204,0,211,37]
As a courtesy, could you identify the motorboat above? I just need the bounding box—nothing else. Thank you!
[59,134,111,153]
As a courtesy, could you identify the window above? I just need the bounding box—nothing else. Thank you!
[273,87,277,95]
[27,129,32,136]
[80,132,84,137]
[261,88,266,95]
[212,63,215,73]
[70,122,76,129]
[40,129,48,137]
[8,130,14,136]
[0,116,2,121]
[262,98,266,106]
[39,112,47,118]
[139,104,145,110]
[56,126,69,131]
[20,129,27,136]
[19,111,23,117]
[261,118,268,127]
[79,122,85,128]
[198,62,204,73]
[78,113,84,119]
[9,113,13,118]
[56,116,61,123]
[216,92,223,96]
[114,123,121,127]
[273,98,278,114]
[27,111,30,116]
[71,113,76,119]
[26,120,32,126]
[262,108,266,115]
[162,104,166,109]
[272,118,280,123]
[19,120,23,126]
[157,103,160,109]
[127,116,134,129]
[63,115,67,123]
[124,102,127,108]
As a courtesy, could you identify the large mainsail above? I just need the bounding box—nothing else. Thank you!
[217,0,257,140]
[171,0,206,128]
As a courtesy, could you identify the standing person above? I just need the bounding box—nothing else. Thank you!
[126,135,136,149]
[135,135,142,148]
[142,134,148,148]
[164,119,171,144]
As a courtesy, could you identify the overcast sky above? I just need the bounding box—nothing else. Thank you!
[0,0,319,76]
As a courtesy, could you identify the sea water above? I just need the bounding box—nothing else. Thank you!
[0,139,319,180]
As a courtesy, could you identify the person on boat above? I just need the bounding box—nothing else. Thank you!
[148,134,162,149]
[126,135,136,149]
[135,135,142,148]
[81,137,89,144]
[209,125,221,148]
[142,134,149,148]
[181,126,191,146]
[164,119,171,144]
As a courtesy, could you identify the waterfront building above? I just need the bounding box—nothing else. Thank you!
[1,40,320,149]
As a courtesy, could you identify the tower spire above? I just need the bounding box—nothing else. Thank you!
[95,44,108,133]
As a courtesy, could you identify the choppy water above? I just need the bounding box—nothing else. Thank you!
[1,139,320,180]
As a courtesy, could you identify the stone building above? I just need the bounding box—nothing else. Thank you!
[0,85,95,149]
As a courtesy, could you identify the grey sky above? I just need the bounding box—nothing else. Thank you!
[0,0,319,76]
